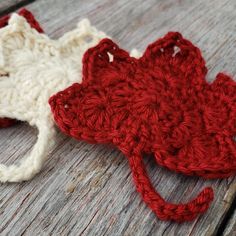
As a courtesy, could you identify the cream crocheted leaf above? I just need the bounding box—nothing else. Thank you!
[0,13,110,182]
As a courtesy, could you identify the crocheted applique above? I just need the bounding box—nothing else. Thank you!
[49,33,236,222]
[0,13,109,182]
[0,8,44,128]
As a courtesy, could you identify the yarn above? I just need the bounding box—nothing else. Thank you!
[49,33,236,222]
[0,8,43,128]
[0,12,111,182]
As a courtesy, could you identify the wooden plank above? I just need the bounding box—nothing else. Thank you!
[223,210,236,236]
[0,0,235,235]
[0,0,26,13]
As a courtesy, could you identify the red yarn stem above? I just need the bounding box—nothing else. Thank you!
[128,153,214,222]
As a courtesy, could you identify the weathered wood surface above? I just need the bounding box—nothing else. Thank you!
[223,209,236,236]
[0,0,236,235]
[0,0,29,15]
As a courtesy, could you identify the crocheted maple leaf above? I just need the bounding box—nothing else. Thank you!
[0,8,43,128]
[49,32,236,222]
[0,12,108,182]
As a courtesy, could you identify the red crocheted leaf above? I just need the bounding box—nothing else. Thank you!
[152,72,236,179]
[141,32,207,88]
[82,38,131,84]
[51,33,236,178]
[0,8,43,128]
[49,82,115,143]
[50,33,236,178]
[206,73,236,133]
[50,38,136,143]
[49,33,236,222]
[82,32,208,88]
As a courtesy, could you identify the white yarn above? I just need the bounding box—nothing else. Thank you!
[0,14,140,182]
[0,14,109,182]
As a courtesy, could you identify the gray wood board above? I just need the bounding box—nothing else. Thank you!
[223,208,236,236]
[0,0,236,235]
[0,0,30,14]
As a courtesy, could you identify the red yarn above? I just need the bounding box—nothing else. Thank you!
[0,8,44,128]
[49,32,236,222]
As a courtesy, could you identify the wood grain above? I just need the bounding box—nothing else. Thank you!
[0,0,23,9]
[223,210,236,236]
[0,0,236,235]
[0,0,27,13]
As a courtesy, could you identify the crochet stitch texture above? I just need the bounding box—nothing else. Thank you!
[50,34,236,222]
[0,12,111,182]
[0,8,43,127]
